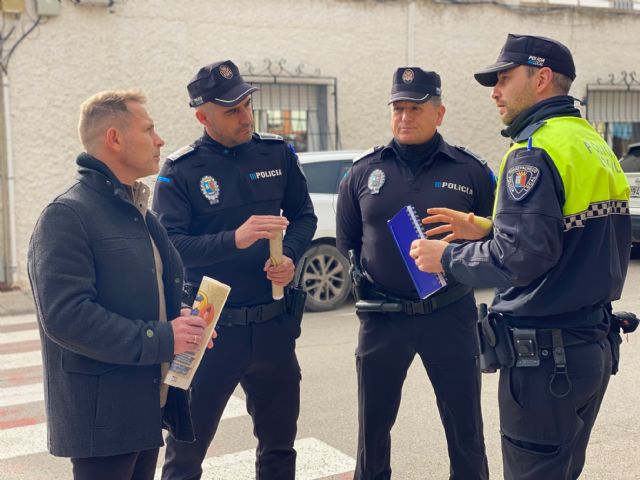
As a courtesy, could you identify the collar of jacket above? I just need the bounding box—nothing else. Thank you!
[197,130,251,155]
[378,132,459,165]
[76,152,136,204]
[501,95,581,140]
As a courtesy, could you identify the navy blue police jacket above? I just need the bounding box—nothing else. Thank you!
[152,132,317,307]
[441,97,631,326]
[336,134,495,299]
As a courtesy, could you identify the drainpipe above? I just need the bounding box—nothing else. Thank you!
[2,70,17,286]
[407,0,416,65]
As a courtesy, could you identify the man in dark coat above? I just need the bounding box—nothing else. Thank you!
[28,89,212,480]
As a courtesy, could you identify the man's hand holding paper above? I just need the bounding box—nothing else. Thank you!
[235,215,289,249]
[170,310,217,354]
[264,255,295,287]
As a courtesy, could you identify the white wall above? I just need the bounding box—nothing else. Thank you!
[3,0,639,285]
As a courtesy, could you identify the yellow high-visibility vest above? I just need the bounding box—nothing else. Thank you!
[494,116,630,230]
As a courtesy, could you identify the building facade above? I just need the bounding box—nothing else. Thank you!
[0,0,638,286]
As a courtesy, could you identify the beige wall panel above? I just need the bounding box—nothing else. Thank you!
[4,0,639,284]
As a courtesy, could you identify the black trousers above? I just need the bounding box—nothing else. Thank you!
[354,293,489,480]
[161,313,301,480]
[71,448,159,480]
[499,337,612,480]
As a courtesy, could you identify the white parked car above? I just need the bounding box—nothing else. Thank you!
[620,143,640,254]
[296,150,362,311]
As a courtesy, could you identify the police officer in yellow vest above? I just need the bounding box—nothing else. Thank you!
[409,34,631,480]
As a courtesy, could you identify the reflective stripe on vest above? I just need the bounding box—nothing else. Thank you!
[494,116,630,230]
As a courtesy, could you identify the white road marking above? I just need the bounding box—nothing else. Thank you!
[0,351,42,370]
[220,395,247,420]
[0,383,43,407]
[0,423,47,460]
[155,437,355,480]
[0,396,247,459]
[0,314,37,327]
[0,328,40,344]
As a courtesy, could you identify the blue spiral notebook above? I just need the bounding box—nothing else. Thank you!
[387,205,447,299]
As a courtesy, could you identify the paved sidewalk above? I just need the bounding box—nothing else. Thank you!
[0,288,35,316]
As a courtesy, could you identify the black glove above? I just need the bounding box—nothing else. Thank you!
[612,311,639,334]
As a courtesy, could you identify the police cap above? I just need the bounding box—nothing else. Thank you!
[388,68,441,104]
[474,34,576,87]
[187,60,260,108]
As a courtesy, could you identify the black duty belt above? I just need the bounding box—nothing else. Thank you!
[356,283,472,316]
[528,328,593,350]
[218,300,285,327]
[501,306,604,330]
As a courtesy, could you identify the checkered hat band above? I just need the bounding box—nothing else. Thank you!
[564,200,630,231]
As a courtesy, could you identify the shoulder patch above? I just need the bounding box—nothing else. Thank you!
[512,120,547,144]
[506,164,540,201]
[255,132,284,142]
[166,145,195,162]
[353,145,383,163]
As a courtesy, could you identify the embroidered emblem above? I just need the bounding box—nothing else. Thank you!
[402,69,414,84]
[506,165,540,201]
[367,169,386,194]
[527,55,545,67]
[200,176,220,205]
[219,65,233,79]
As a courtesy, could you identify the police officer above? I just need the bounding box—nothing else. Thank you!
[410,35,631,480]
[336,68,494,480]
[153,60,317,480]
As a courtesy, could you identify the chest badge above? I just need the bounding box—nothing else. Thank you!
[506,164,540,201]
[200,176,220,205]
[368,169,386,195]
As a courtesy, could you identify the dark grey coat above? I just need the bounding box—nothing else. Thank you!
[28,154,194,458]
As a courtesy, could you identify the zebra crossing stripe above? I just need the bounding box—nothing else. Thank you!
[1,350,42,370]
[0,423,46,460]
[0,396,248,459]
[0,351,42,369]
[0,329,39,344]
[154,437,355,480]
[0,315,36,327]
[0,383,43,408]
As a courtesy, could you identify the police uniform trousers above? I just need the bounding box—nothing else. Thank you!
[499,332,611,480]
[161,313,302,480]
[71,448,159,480]
[354,292,489,480]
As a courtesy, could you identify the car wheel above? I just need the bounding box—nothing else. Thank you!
[297,244,351,311]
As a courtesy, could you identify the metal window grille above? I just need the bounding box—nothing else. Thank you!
[243,60,339,152]
[586,71,640,157]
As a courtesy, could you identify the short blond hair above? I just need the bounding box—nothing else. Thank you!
[78,89,147,151]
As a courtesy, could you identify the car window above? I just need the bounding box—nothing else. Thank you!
[302,160,353,194]
[621,150,640,173]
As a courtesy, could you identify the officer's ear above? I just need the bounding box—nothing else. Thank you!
[535,67,554,95]
[435,104,446,127]
[194,108,210,128]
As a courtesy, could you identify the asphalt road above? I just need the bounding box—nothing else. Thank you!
[1,258,639,479]
[291,256,640,480]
